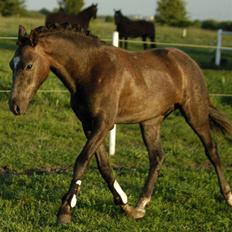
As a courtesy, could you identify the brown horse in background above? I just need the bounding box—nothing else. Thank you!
[45,4,97,30]
[9,24,232,224]
[114,10,156,49]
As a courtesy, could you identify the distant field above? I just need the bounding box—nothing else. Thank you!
[1,16,232,231]
[1,15,232,68]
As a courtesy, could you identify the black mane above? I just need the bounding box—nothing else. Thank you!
[18,23,104,47]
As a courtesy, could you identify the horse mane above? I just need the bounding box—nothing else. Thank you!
[18,23,105,47]
[78,4,96,16]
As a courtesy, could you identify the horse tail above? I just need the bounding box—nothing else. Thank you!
[208,102,232,135]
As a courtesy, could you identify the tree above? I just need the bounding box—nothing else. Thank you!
[39,8,50,16]
[58,0,84,14]
[0,0,26,16]
[155,0,189,27]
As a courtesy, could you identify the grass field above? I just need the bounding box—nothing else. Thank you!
[1,16,232,231]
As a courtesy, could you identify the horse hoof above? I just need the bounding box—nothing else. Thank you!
[57,206,72,224]
[121,204,146,220]
[226,192,232,207]
[57,212,72,224]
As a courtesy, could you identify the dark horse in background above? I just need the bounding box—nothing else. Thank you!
[45,4,97,30]
[9,24,232,224]
[114,10,156,49]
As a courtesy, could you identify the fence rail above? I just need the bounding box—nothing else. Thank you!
[1,36,232,51]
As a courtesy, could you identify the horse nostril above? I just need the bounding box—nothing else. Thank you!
[13,103,21,115]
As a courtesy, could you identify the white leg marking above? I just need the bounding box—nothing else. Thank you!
[70,180,81,208]
[227,192,232,206]
[113,180,128,204]
[13,56,20,70]
[70,194,77,208]
[76,180,82,185]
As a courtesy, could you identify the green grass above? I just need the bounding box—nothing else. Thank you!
[1,16,232,231]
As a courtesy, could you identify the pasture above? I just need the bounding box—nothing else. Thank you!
[1,16,232,231]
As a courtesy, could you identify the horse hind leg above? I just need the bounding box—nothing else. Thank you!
[180,100,232,205]
[136,117,165,213]
[150,34,155,48]
[119,35,123,48]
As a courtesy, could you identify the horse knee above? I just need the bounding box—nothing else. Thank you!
[149,150,164,166]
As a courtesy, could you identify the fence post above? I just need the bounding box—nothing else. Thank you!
[215,29,222,66]
[109,31,119,155]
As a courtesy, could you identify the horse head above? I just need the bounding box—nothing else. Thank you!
[114,10,123,25]
[90,4,97,19]
[9,25,50,115]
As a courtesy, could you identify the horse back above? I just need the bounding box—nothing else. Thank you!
[105,47,207,122]
[117,19,155,37]
[45,12,88,29]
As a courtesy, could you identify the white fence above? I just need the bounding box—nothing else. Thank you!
[215,29,232,66]
[109,31,119,155]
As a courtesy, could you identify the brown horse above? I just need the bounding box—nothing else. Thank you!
[9,24,232,224]
[114,10,156,49]
[45,4,97,30]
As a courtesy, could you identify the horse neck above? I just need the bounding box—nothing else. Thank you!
[122,16,130,23]
[41,35,97,93]
[117,15,130,26]
[78,8,93,20]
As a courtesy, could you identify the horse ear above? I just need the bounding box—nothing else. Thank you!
[18,25,27,40]
[29,29,39,47]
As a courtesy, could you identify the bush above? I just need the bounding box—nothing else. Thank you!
[105,15,114,23]
[192,19,202,28]
[201,20,219,30]
[171,20,193,27]
[201,19,232,31]
[219,21,232,31]
[39,8,50,16]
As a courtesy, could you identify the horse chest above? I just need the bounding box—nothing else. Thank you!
[70,93,100,122]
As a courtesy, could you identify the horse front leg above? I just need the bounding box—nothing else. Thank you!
[57,117,108,224]
[142,35,147,50]
[119,35,123,48]
[82,121,145,219]
[124,37,128,49]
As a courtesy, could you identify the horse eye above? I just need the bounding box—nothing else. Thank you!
[26,64,33,70]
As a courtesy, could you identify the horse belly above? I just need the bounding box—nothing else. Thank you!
[116,76,178,123]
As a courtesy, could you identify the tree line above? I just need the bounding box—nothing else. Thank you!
[0,0,84,16]
[0,0,231,31]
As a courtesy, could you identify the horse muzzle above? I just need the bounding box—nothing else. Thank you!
[9,98,26,116]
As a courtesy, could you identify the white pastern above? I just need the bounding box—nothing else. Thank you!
[227,192,232,206]
[76,180,82,185]
[113,180,128,204]
[70,194,77,208]
[70,180,81,208]
[13,56,20,70]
